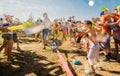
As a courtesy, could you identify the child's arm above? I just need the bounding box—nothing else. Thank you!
[109,18,120,26]
[0,26,2,31]
[0,26,10,32]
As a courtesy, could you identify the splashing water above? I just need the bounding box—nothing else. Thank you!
[24,25,44,34]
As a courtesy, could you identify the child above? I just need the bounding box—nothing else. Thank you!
[13,18,22,51]
[52,19,59,39]
[76,21,83,49]
[0,26,13,61]
[42,13,52,49]
[51,38,59,52]
[61,22,68,41]
[81,24,89,51]
[99,10,112,61]
[84,20,102,74]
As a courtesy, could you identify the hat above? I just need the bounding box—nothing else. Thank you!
[117,6,120,12]
[100,11,104,17]
[101,6,109,11]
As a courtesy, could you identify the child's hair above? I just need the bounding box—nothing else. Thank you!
[85,20,92,26]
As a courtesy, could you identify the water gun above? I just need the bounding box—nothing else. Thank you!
[7,22,30,31]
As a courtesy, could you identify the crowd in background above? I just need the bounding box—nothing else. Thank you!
[0,6,120,74]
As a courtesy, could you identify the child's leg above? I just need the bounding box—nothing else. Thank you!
[17,42,21,50]
[76,37,82,49]
[35,32,38,41]
[103,37,111,61]
[62,33,64,41]
[84,38,89,52]
[39,31,42,42]
[87,43,99,73]
[13,33,20,50]
[73,32,76,43]
[94,46,102,70]
[69,29,72,41]
[0,40,7,52]
[64,34,66,40]
[5,39,13,61]
[42,29,47,49]
[62,30,66,41]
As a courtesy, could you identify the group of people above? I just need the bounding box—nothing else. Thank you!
[0,6,120,75]
[49,6,120,74]
[0,14,23,61]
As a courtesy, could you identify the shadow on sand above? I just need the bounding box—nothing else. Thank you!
[0,50,64,76]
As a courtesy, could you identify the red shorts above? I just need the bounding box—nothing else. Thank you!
[77,33,83,37]
[62,30,67,34]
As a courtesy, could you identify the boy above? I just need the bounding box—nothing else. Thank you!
[42,13,52,49]
[13,18,21,50]
[51,38,59,52]
[61,22,68,41]
[99,9,112,61]
[84,20,102,74]
[0,26,13,61]
[76,21,83,49]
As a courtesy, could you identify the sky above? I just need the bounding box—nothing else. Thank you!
[0,0,120,22]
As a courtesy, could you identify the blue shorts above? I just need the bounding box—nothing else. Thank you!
[104,37,110,48]
[42,29,49,40]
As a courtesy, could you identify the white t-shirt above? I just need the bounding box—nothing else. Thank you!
[43,18,52,29]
